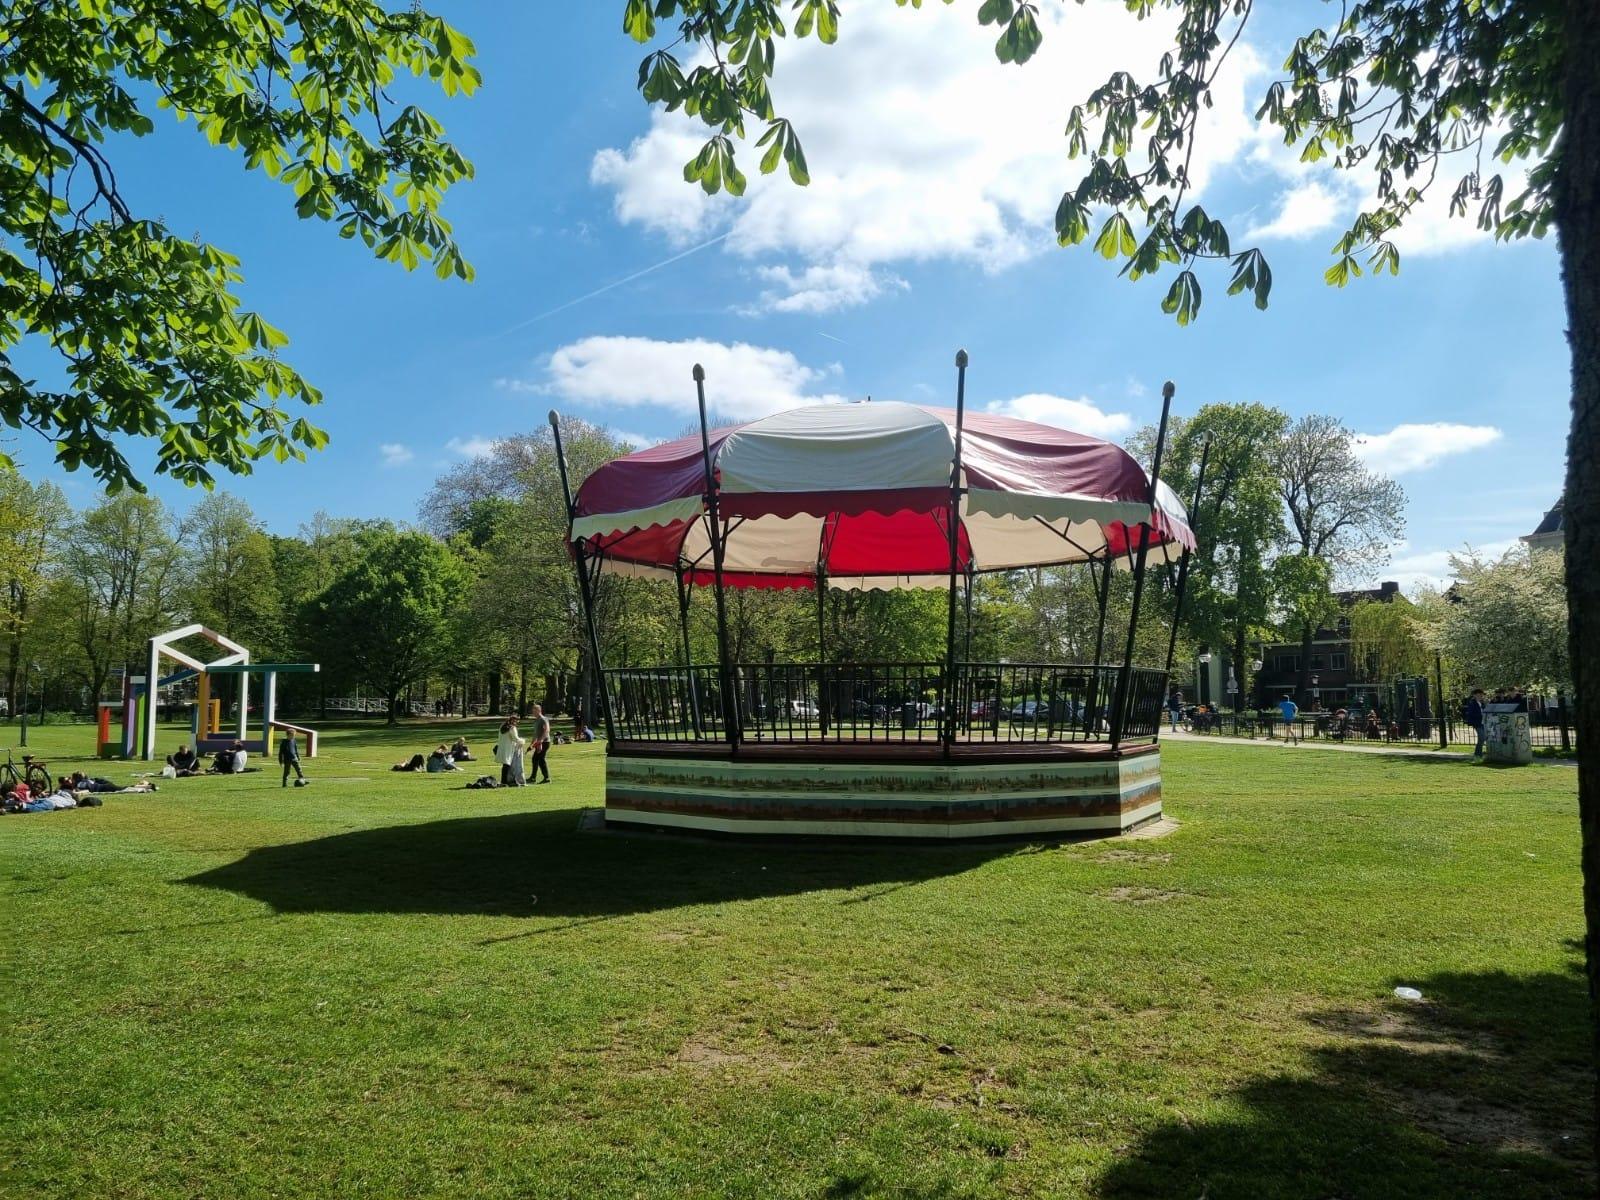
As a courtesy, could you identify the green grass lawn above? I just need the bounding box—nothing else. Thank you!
[1,718,1590,1198]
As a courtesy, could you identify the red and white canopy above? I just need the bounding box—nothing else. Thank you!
[570,401,1193,590]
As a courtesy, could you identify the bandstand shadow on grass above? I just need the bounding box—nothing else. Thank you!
[549,352,1206,842]
[182,806,1020,920]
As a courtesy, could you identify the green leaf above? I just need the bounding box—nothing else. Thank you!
[623,0,656,42]
[977,0,1014,25]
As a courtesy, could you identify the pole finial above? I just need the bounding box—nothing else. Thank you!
[547,409,560,427]
[693,363,706,382]
[1162,380,1176,400]
[955,349,969,369]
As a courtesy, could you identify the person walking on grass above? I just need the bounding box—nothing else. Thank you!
[1464,688,1488,757]
[278,728,307,788]
[527,703,552,784]
[1277,694,1300,745]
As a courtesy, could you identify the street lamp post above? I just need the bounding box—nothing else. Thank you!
[18,661,32,748]
[1311,672,1321,713]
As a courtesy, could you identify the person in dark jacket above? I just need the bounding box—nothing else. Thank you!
[1464,688,1488,757]
[278,729,307,787]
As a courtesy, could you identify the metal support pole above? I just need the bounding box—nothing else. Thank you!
[1087,552,1114,736]
[549,410,616,744]
[963,565,975,663]
[1111,380,1175,746]
[816,566,830,736]
[942,349,969,754]
[1435,652,1449,749]
[694,366,740,749]
[676,567,703,738]
[1559,689,1572,753]
[1163,435,1213,680]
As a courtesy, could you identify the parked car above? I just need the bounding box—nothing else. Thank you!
[1009,700,1046,723]
[850,699,889,721]
[787,698,819,721]
[969,698,998,719]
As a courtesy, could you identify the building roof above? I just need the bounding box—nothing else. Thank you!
[1336,580,1402,606]
[1523,498,1564,543]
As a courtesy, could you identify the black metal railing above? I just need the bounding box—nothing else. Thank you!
[601,661,1169,747]
[1182,706,1577,750]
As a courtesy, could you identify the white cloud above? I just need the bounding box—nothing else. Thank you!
[613,430,656,450]
[446,435,498,459]
[1245,179,1349,241]
[743,263,907,315]
[593,2,1261,309]
[532,335,848,420]
[1354,423,1502,475]
[984,393,1133,438]
[378,443,414,467]
[1374,538,1518,593]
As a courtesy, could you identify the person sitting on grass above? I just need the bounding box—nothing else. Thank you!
[206,742,249,774]
[166,745,201,777]
[449,737,472,762]
[392,753,426,772]
[426,745,460,773]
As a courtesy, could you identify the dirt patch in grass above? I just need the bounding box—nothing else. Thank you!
[1380,1084,1571,1158]
[1100,886,1193,904]
[1093,848,1173,866]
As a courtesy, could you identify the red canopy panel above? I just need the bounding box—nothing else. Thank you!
[566,400,1194,589]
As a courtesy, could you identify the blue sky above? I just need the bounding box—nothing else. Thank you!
[23,2,1570,591]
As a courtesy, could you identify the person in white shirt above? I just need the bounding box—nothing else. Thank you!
[493,718,526,787]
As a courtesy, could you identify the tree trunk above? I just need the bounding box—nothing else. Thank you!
[386,689,400,725]
[1559,0,1600,1166]
[1232,625,1250,712]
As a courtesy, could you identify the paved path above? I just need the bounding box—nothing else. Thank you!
[1161,728,1577,766]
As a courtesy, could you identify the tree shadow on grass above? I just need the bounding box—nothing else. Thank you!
[1098,960,1595,1199]
[182,806,1018,920]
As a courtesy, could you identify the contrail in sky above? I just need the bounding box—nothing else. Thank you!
[500,231,731,335]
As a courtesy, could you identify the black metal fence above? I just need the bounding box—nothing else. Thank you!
[602,661,1170,746]
[1181,707,1576,750]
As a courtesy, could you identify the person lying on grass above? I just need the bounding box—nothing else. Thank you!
[392,753,426,772]
[69,771,123,793]
[71,772,156,795]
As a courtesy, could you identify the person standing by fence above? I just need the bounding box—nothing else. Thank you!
[1167,688,1184,733]
[1464,688,1487,757]
[1278,695,1299,745]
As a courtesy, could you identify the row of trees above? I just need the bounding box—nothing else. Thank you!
[0,477,468,723]
[0,406,1561,726]
[1346,546,1574,702]
[1132,406,1407,706]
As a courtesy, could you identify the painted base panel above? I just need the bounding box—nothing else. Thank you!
[604,751,1162,839]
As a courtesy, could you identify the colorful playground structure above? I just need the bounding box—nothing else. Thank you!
[97,624,321,761]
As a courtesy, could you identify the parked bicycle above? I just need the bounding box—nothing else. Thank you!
[1,748,51,796]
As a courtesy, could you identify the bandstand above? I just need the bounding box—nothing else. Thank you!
[550,351,1207,840]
